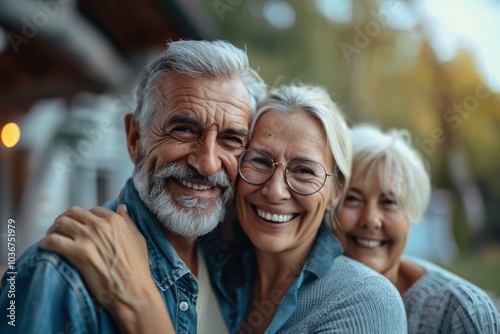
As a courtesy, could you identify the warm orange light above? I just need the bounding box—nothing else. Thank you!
[1,122,21,148]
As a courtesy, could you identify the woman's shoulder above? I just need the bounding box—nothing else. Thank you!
[331,255,388,280]
[314,255,400,300]
[290,256,407,333]
[404,256,491,301]
[403,256,500,332]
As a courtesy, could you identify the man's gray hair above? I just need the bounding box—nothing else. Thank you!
[349,124,431,224]
[134,40,266,132]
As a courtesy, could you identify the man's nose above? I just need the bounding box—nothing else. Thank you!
[188,134,222,177]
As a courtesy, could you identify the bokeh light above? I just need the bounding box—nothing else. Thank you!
[263,1,296,30]
[1,122,21,148]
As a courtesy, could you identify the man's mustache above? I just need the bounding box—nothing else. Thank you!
[152,161,231,189]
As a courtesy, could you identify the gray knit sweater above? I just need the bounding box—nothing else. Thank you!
[404,256,500,333]
[274,255,408,333]
[204,224,408,333]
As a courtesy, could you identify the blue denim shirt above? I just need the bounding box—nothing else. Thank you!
[0,178,199,334]
[200,222,408,334]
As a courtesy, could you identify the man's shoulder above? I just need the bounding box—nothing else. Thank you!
[0,243,111,333]
[2,243,83,289]
[101,200,117,211]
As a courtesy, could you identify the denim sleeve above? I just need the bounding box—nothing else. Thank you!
[0,245,100,334]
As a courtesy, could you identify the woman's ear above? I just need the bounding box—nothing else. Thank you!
[325,202,336,212]
[326,171,345,212]
[334,170,348,208]
[326,187,342,212]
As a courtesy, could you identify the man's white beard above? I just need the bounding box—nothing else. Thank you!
[133,158,233,238]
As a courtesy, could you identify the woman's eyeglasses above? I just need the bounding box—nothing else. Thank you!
[238,149,335,195]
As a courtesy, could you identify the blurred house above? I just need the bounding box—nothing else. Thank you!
[405,189,458,264]
[0,0,217,260]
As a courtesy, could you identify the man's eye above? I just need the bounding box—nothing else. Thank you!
[172,126,192,133]
[220,136,244,149]
[168,126,198,141]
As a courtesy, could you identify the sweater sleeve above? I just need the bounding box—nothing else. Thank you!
[449,285,500,333]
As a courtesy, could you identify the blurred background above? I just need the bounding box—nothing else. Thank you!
[1,0,499,306]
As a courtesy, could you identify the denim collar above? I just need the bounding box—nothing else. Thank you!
[202,220,344,285]
[304,222,344,278]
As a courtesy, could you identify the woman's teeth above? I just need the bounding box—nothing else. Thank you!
[257,208,294,223]
[356,238,383,248]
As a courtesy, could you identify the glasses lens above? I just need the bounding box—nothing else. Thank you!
[286,159,327,194]
[239,150,274,184]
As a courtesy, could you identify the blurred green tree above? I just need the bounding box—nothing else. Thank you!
[199,0,500,252]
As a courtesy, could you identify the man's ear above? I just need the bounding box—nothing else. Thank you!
[125,113,141,164]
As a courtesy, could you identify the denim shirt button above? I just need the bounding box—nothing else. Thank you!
[179,301,189,312]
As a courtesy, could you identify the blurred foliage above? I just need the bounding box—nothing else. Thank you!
[199,0,500,252]
[441,244,500,295]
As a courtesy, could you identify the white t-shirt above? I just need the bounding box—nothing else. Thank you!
[196,249,229,334]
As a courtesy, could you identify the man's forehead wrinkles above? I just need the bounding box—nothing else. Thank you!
[164,106,248,130]
[165,82,221,97]
[173,94,245,111]
[171,99,248,123]
[162,94,238,111]
[169,81,247,104]
[157,76,250,112]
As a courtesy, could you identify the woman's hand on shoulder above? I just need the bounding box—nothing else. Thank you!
[39,204,175,333]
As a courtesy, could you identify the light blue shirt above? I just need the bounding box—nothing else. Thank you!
[201,223,408,333]
[0,178,199,334]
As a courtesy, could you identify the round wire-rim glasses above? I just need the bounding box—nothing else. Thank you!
[238,149,335,195]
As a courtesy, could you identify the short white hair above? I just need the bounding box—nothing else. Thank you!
[350,124,431,223]
[134,40,266,132]
[250,84,352,195]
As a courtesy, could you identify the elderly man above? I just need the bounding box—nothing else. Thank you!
[0,40,265,334]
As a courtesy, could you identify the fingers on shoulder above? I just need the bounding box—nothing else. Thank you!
[38,232,76,256]
[53,214,94,239]
[39,230,100,264]
[90,206,129,229]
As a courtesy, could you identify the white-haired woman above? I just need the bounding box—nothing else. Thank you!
[334,124,500,333]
